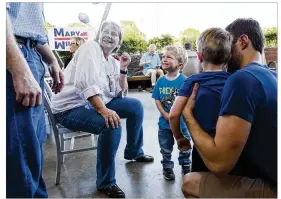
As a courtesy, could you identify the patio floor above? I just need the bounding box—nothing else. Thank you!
[43,90,186,198]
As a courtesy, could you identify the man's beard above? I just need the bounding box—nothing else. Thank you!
[227,58,240,74]
[227,49,241,74]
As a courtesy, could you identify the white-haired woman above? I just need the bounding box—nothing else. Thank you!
[51,21,153,198]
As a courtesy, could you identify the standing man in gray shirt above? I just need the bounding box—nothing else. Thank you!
[182,41,201,75]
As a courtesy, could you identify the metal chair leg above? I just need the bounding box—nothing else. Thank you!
[91,134,98,147]
[44,109,52,135]
[94,135,98,147]
[70,137,75,150]
[55,151,62,185]
[54,131,62,185]
[60,134,65,164]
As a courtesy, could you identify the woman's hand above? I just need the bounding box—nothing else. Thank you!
[98,108,121,128]
[120,52,131,70]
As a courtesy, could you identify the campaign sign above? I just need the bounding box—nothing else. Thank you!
[48,27,96,51]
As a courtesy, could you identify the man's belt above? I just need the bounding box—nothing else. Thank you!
[15,36,37,48]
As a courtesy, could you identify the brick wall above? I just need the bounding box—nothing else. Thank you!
[264,47,278,64]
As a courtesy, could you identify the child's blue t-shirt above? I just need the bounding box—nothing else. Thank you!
[178,71,230,172]
[152,74,187,130]
[178,71,231,136]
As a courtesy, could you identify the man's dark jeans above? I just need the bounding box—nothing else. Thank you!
[7,41,48,198]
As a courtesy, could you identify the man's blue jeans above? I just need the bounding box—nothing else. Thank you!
[55,97,144,189]
[158,128,192,169]
[6,41,48,198]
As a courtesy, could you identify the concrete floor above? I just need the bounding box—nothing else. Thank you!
[43,90,186,198]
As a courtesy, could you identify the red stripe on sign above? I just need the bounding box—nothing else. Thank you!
[55,37,71,40]
[54,37,88,40]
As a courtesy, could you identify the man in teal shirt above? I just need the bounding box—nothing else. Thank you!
[139,44,164,92]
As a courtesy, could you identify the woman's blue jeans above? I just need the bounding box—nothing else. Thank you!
[55,97,144,189]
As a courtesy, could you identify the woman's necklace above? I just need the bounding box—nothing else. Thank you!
[105,58,116,92]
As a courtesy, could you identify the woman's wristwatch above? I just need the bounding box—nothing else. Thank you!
[117,90,127,98]
[120,69,128,75]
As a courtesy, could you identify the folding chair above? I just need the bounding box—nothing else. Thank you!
[43,80,98,185]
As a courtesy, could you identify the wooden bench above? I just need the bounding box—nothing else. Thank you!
[127,75,151,91]
[127,75,150,81]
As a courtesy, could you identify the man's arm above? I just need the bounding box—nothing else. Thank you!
[36,44,64,93]
[6,11,30,76]
[169,96,188,139]
[139,54,150,66]
[182,84,251,176]
[35,44,58,66]
[139,60,150,66]
[6,11,42,107]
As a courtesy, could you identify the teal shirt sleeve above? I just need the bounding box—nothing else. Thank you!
[152,80,160,100]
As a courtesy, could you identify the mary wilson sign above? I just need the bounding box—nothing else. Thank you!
[48,27,96,51]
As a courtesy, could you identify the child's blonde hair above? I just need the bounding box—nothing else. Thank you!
[196,27,233,65]
[164,45,188,70]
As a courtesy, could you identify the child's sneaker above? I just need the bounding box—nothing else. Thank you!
[182,164,191,175]
[163,168,175,181]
